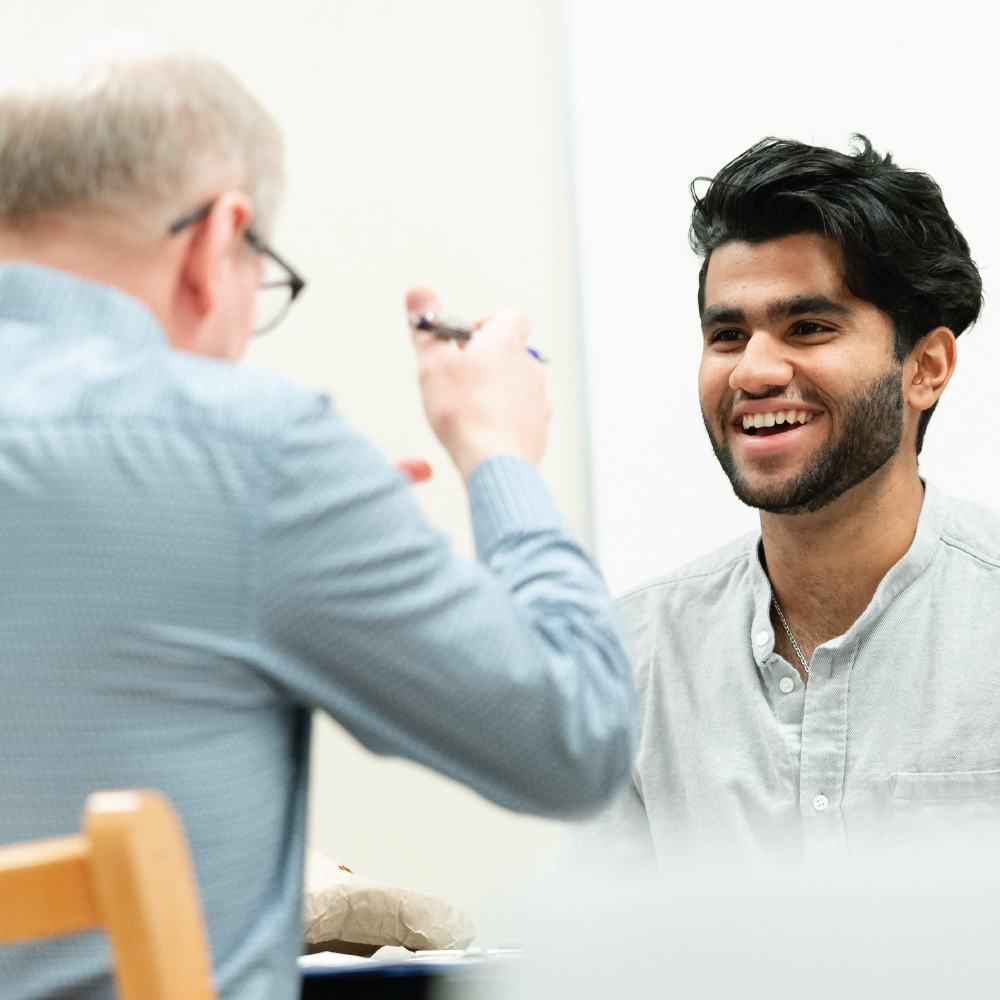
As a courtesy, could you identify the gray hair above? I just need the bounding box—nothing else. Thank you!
[0,30,285,235]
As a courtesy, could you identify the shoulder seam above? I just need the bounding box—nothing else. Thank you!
[618,549,751,602]
[940,532,1000,571]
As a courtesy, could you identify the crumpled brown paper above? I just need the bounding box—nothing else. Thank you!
[303,848,476,953]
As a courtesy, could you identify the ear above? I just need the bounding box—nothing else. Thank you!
[170,191,254,346]
[905,326,957,414]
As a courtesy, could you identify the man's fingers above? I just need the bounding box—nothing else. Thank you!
[405,286,442,315]
[405,287,450,356]
[395,458,433,483]
[478,306,531,347]
[406,287,443,322]
[406,292,529,350]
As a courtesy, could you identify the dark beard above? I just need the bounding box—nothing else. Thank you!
[704,367,905,515]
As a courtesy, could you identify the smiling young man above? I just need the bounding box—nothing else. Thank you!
[564,136,1000,867]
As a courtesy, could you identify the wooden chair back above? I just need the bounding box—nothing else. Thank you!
[0,790,216,1000]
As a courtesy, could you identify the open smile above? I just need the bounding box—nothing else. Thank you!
[728,405,824,454]
[737,407,815,437]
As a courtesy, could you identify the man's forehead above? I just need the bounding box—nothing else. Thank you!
[703,233,850,316]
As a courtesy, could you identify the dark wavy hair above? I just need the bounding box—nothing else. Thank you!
[689,135,983,453]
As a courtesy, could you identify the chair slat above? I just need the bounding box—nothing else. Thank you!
[0,835,98,942]
[0,792,215,1000]
[85,791,216,1000]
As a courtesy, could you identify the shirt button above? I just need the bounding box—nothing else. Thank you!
[755,630,769,646]
[778,676,795,694]
[813,794,829,812]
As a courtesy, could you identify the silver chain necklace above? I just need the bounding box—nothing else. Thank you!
[772,597,810,675]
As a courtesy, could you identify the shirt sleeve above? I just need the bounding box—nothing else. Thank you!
[255,394,636,818]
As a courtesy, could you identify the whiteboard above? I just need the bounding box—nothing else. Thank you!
[563,0,1000,595]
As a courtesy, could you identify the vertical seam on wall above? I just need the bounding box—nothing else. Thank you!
[555,0,597,557]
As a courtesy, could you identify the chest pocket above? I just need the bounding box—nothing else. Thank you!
[892,770,1000,847]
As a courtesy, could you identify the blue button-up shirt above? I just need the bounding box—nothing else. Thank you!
[0,263,635,1000]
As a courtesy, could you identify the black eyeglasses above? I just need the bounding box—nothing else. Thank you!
[169,202,306,335]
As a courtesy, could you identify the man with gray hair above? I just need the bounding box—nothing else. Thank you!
[0,31,635,1000]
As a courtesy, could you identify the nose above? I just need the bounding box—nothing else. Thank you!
[729,331,793,395]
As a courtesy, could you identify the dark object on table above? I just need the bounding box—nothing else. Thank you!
[301,963,441,1000]
[304,939,380,958]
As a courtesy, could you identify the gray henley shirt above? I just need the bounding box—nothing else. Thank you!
[563,481,1000,867]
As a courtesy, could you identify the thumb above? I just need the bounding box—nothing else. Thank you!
[406,286,443,319]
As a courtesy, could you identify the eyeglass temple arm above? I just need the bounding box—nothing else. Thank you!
[244,229,305,297]
[168,202,213,234]
[170,204,305,300]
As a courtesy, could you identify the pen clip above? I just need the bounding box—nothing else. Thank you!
[407,311,474,344]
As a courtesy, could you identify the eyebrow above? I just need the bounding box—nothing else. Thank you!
[767,295,850,322]
[701,294,851,331]
[700,304,745,330]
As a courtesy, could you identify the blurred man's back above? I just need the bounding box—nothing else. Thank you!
[0,265,320,996]
[0,32,635,1000]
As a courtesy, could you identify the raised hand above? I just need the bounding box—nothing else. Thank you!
[406,287,551,481]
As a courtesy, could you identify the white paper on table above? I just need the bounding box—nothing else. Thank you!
[298,952,374,972]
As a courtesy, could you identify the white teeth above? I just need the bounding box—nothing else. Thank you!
[741,409,815,430]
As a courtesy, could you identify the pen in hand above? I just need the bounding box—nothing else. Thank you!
[408,311,549,363]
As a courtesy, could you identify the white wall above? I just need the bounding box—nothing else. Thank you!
[0,1,584,947]
[565,0,1000,596]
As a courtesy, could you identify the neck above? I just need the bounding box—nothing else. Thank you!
[761,453,925,650]
[0,212,176,323]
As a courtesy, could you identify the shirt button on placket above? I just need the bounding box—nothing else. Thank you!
[812,794,829,812]
[778,676,795,694]
[755,631,769,647]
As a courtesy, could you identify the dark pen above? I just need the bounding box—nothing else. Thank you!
[408,311,548,363]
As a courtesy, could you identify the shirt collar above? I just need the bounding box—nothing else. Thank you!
[0,261,167,349]
[747,480,949,663]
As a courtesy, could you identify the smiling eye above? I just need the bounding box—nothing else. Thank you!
[794,321,831,336]
[710,329,747,344]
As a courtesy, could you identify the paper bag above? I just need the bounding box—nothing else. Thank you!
[303,848,476,954]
